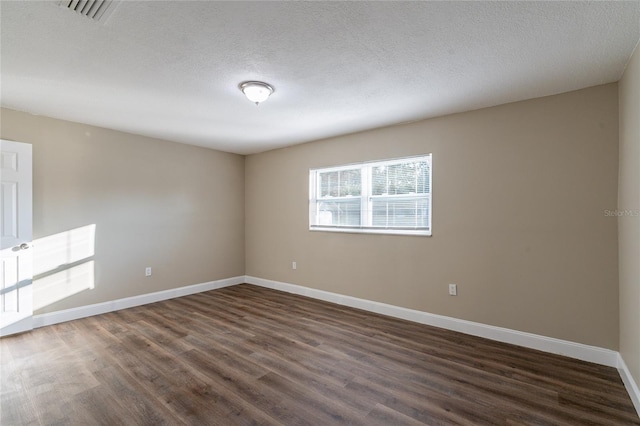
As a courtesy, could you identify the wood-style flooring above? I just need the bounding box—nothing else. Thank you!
[1,284,638,425]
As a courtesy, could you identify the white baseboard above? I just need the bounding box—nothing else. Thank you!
[0,316,34,337]
[33,276,245,328]
[618,354,640,416]
[244,276,619,368]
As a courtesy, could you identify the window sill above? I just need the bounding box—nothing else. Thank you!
[309,226,431,237]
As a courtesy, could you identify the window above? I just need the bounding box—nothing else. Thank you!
[309,154,432,236]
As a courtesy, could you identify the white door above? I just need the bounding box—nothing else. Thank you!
[0,140,33,337]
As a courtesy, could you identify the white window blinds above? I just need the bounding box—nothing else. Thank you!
[309,155,432,236]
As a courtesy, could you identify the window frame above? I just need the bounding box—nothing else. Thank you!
[309,154,432,236]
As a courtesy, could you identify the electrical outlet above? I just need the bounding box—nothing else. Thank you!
[145,267,152,277]
[292,261,297,270]
[448,284,457,296]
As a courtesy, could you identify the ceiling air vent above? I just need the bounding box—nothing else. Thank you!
[58,0,119,22]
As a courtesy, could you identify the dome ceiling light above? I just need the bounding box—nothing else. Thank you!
[239,81,274,105]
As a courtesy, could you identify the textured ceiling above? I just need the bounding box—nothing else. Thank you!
[1,1,639,155]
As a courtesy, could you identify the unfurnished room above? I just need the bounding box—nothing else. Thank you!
[1,1,639,425]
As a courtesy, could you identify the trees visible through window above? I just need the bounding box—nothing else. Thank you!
[309,155,432,236]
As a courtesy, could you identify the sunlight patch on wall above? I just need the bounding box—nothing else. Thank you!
[33,224,95,276]
[33,261,94,311]
[33,224,96,310]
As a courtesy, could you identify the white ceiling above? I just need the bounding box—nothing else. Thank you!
[1,1,639,155]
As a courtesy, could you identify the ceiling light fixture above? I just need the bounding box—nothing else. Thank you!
[240,81,274,105]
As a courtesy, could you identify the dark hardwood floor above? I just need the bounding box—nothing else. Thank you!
[1,284,638,425]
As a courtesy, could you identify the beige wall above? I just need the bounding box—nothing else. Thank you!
[619,44,640,385]
[0,108,245,315]
[246,84,620,349]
